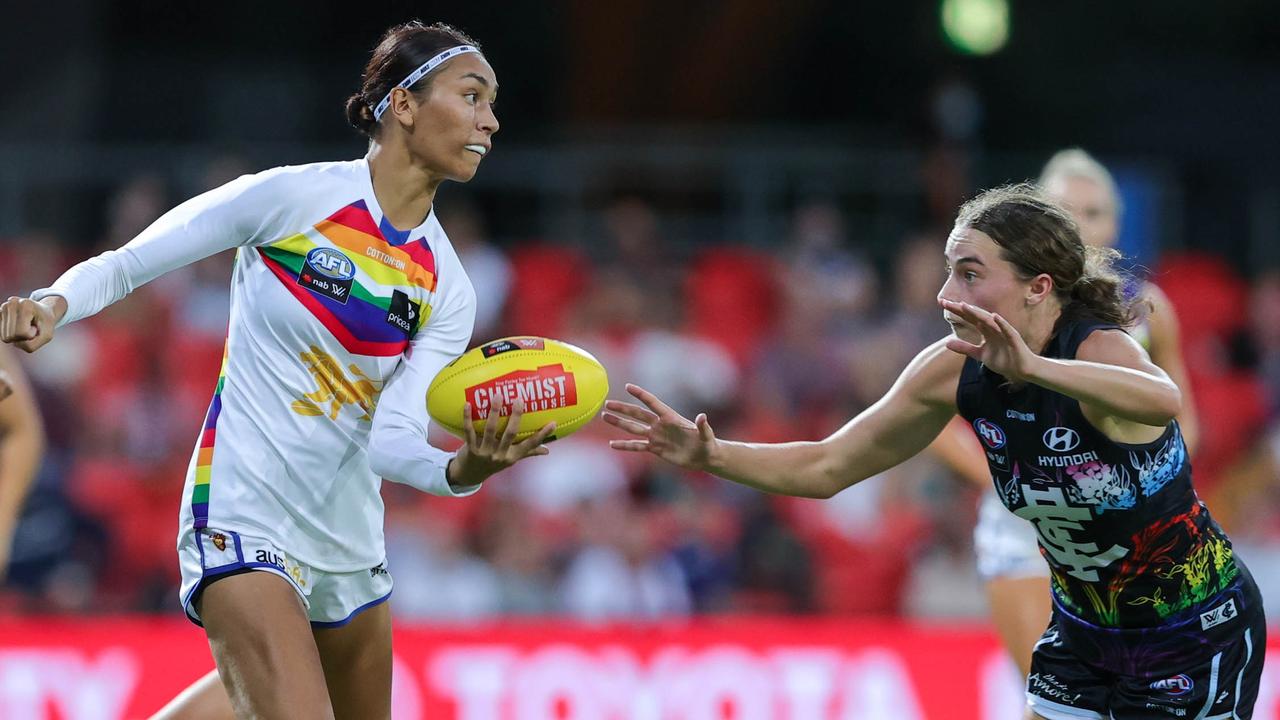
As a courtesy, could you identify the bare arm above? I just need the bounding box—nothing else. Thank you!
[927,416,991,490]
[942,300,1180,429]
[1028,329,1181,429]
[3,167,302,353]
[0,348,45,579]
[605,340,962,499]
[1142,282,1199,453]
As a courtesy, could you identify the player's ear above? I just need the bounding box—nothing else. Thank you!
[1026,273,1053,306]
[389,87,418,130]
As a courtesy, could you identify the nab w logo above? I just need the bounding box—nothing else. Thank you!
[973,418,1006,449]
[1042,427,1081,452]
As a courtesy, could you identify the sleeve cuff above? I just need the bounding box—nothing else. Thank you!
[29,288,71,327]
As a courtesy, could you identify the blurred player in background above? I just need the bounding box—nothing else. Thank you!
[607,184,1261,718]
[1,20,554,720]
[929,148,1203,682]
[0,347,45,581]
[1040,149,1198,452]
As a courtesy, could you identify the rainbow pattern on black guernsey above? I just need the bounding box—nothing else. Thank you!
[259,200,435,357]
[957,316,1245,629]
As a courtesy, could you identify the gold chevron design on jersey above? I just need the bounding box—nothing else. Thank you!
[291,345,383,421]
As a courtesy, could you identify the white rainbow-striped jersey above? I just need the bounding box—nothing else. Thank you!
[33,158,479,571]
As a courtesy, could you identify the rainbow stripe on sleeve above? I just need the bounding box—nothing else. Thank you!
[259,201,435,357]
[191,348,229,529]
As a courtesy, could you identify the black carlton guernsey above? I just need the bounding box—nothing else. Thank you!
[956,316,1240,629]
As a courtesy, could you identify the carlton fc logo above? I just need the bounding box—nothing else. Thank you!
[1043,427,1081,452]
[973,418,1006,449]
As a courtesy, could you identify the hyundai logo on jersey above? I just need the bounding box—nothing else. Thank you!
[305,248,356,280]
[298,248,356,305]
[1043,427,1081,452]
[973,418,1006,449]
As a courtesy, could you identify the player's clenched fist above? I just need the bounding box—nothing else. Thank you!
[0,296,60,353]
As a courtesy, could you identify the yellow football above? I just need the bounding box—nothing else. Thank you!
[427,336,609,441]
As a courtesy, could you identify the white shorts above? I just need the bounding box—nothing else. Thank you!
[178,527,393,627]
[974,490,1050,581]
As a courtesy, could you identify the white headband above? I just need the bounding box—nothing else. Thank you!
[372,45,480,121]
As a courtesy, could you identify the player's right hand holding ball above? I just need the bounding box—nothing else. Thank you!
[447,400,557,487]
[604,383,719,471]
[0,296,63,353]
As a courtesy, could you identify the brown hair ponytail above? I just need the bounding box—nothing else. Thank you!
[955,183,1139,328]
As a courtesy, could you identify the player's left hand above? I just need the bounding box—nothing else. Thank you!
[940,299,1039,383]
[448,400,555,486]
[0,296,60,353]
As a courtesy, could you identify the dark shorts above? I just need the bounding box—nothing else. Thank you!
[1026,570,1266,719]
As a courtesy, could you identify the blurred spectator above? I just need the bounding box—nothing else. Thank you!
[848,233,951,406]
[741,202,876,438]
[502,434,629,516]
[666,484,740,612]
[474,497,559,615]
[783,201,878,327]
[438,199,512,340]
[559,498,692,620]
[684,247,779,367]
[729,496,816,613]
[506,243,589,338]
[1249,269,1280,417]
[384,488,503,622]
[1155,251,1266,495]
[103,174,169,249]
[0,232,68,295]
[595,196,685,300]
[625,327,739,418]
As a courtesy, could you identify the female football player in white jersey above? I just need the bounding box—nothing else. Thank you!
[1,21,554,720]
[965,148,1201,681]
[607,184,1261,718]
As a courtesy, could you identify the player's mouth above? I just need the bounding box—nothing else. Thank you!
[464,144,489,157]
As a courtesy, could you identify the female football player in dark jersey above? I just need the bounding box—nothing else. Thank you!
[606,184,1263,719]
[962,148,1204,684]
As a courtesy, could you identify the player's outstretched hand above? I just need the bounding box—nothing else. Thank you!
[604,383,718,471]
[449,400,555,486]
[0,297,59,353]
[940,299,1038,382]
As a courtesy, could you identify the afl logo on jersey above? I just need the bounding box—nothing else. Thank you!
[973,418,1006,449]
[1043,427,1081,452]
[1149,674,1193,696]
[305,248,356,281]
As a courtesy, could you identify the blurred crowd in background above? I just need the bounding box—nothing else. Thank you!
[1,157,1278,625]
